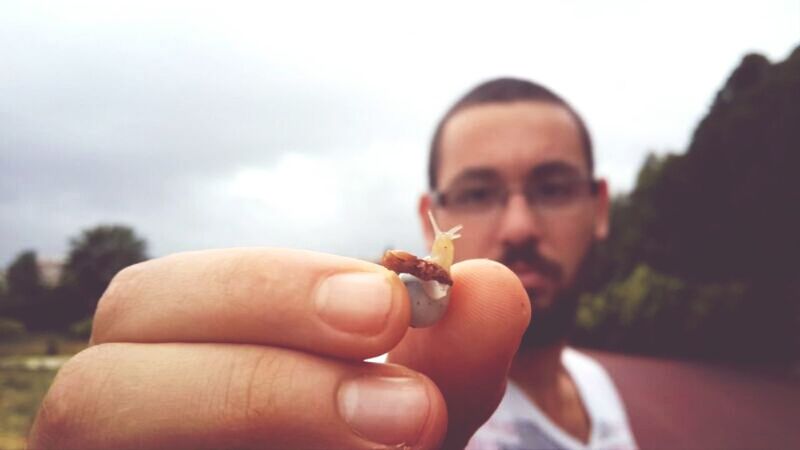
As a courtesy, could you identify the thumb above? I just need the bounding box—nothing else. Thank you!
[388,259,531,450]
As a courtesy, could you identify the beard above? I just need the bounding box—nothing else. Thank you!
[519,283,582,348]
[501,239,595,349]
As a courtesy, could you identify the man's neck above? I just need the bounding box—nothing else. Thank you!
[509,342,566,387]
[509,342,591,444]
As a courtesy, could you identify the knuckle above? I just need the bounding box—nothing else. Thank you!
[217,350,301,433]
[31,386,72,447]
[32,345,114,448]
[217,252,281,316]
[91,261,149,342]
[247,352,300,418]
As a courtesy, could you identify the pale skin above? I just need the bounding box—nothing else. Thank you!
[419,101,610,444]
[29,252,529,449]
[29,100,606,449]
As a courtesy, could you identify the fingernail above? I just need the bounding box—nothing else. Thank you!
[315,272,393,335]
[338,376,430,446]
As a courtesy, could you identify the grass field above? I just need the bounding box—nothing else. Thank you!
[0,333,87,358]
[0,334,87,450]
[0,369,57,449]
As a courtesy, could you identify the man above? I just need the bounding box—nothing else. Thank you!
[419,78,636,449]
[29,78,633,450]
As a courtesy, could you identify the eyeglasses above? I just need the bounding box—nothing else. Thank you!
[432,176,598,215]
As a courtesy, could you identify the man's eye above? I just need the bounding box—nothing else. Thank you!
[535,182,577,200]
[453,187,498,205]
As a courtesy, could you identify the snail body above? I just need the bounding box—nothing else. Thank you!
[382,211,462,327]
[426,210,462,271]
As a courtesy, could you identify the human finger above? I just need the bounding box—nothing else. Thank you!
[29,342,447,450]
[91,248,410,360]
[388,259,531,449]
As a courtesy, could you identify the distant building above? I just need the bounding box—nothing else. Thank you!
[37,258,64,288]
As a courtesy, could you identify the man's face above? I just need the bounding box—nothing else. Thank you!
[420,101,609,339]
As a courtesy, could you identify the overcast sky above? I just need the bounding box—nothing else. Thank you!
[1,0,798,266]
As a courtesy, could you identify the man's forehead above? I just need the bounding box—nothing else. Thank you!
[437,101,587,188]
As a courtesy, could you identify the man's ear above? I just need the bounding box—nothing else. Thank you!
[418,193,435,249]
[593,179,610,240]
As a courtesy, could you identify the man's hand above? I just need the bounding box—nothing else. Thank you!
[29,248,530,450]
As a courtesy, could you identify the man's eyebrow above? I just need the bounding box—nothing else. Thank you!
[445,168,502,186]
[528,161,584,179]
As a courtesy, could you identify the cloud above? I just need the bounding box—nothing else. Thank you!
[1,0,798,265]
[0,5,434,264]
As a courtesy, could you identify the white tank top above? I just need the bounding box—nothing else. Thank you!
[466,348,637,450]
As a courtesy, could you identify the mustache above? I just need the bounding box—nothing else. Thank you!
[499,240,563,282]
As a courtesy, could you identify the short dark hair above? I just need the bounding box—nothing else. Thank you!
[428,77,594,189]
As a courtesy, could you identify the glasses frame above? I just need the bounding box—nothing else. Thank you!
[430,178,600,214]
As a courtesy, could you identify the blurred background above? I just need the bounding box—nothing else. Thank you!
[1,1,798,448]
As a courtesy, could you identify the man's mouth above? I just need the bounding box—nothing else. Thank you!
[498,239,564,299]
[507,262,551,289]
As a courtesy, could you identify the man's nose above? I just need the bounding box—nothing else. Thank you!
[496,192,543,245]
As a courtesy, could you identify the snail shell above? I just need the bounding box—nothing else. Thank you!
[401,273,451,328]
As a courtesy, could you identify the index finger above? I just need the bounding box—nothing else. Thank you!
[91,248,411,360]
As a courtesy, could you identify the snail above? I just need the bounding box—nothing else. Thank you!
[382,211,462,327]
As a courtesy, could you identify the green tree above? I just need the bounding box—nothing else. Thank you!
[4,250,45,306]
[643,47,800,361]
[576,264,749,359]
[60,225,148,316]
[2,250,52,330]
[577,45,800,362]
[582,152,683,291]
[645,47,800,283]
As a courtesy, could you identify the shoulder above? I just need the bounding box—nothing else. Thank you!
[563,348,609,380]
[563,347,620,403]
[565,348,638,448]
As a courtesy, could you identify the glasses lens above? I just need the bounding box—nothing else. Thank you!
[442,182,506,213]
[527,178,590,209]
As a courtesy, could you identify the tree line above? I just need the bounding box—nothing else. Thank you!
[573,45,800,363]
[0,225,147,336]
[2,45,798,363]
